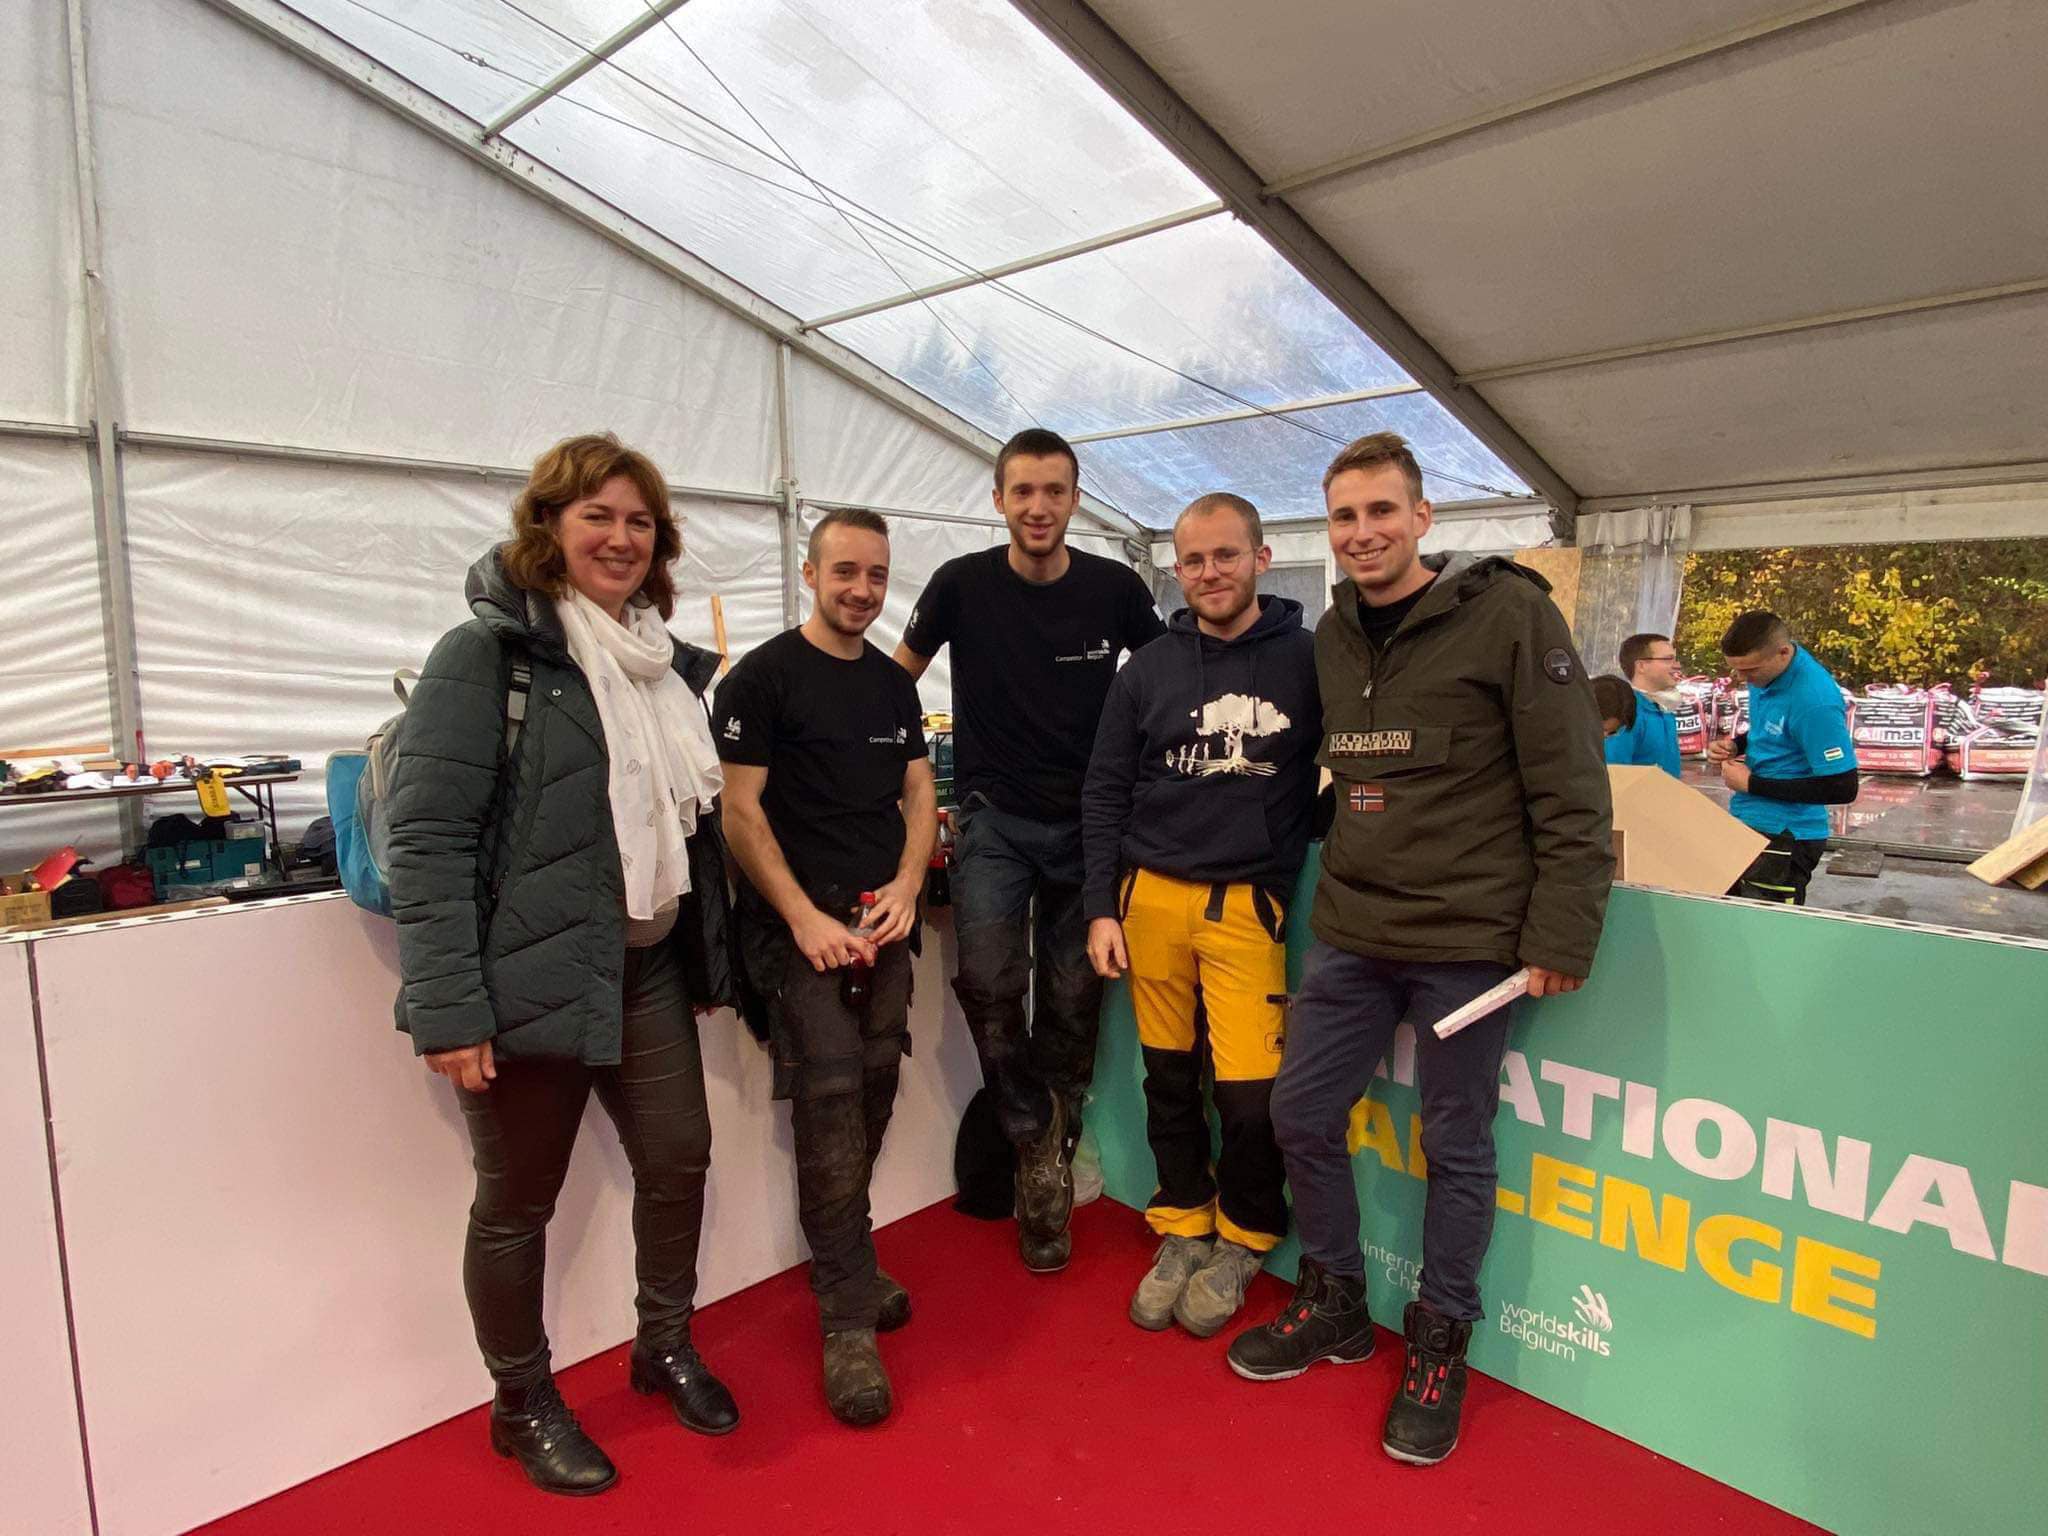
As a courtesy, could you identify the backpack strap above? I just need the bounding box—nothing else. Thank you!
[505,660,533,754]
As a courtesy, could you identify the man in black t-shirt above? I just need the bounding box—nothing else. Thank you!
[715,508,937,1428]
[894,428,1164,1273]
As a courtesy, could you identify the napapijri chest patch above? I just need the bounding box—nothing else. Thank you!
[1327,729,1414,757]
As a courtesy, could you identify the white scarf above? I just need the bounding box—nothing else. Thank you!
[556,588,724,920]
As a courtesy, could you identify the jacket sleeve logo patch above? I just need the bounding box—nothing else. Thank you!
[1327,729,1414,756]
[1348,782,1387,813]
[1543,647,1576,684]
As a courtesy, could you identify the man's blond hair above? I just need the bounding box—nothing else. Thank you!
[1322,431,1424,503]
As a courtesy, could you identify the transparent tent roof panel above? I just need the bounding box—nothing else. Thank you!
[596,0,1216,290]
[1076,396,1530,530]
[821,216,1417,440]
[279,0,1534,529]
[512,91,970,317]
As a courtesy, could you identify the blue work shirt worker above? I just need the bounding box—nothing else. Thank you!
[1604,632,1684,778]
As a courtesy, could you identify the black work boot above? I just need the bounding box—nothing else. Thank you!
[1382,1301,1473,1466]
[629,1337,739,1436]
[875,1269,912,1333]
[822,1327,893,1426]
[1015,1093,1074,1271]
[1225,1257,1375,1381]
[488,1377,617,1497]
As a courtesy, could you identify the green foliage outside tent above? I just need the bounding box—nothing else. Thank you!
[1676,540,2048,690]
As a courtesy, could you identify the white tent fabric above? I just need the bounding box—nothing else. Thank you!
[5,0,1186,871]
[121,449,786,834]
[90,2,779,490]
[0,440,107,756]
[0,0,83,425]
[0,438,123,864]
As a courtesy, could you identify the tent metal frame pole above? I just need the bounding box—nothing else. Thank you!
[773,344,803,629]
[1008,0,1581,536]
[799,201,1226,331]
[1262,0,1886,198]
[66,0,145,835]
[1457,275,2048,385]
[0,418,90,442]
[481,0,692,140]
[804,496,1127,542]
[1066,381,1426,444]
[117,429,783,504]
[201,0,1145,544]
[1580,459,2048,514]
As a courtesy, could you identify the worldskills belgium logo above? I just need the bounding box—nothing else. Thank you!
[1500,1285,1615,1362]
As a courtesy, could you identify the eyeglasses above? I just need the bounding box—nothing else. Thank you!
[1174,549,1249,577]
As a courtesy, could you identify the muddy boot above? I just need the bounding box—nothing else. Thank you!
[822,1327,892,1427]
[1015,1093,1074,1270]
[875,1270,912,1333]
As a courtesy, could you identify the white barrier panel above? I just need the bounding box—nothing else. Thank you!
[0,939,95,1536]
[34,895,981,1536]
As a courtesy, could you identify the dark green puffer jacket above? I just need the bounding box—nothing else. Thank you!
[387,550,736,1063]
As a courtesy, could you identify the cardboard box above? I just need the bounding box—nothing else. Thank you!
[0,888,53,930]
[1608,765,1769,896]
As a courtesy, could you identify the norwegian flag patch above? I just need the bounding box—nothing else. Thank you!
[1349,782,1387,813]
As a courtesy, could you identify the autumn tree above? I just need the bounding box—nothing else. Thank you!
[1677,540,2048,689]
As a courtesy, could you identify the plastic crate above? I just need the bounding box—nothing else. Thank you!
[146,838,268,898]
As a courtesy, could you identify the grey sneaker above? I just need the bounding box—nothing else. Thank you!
[1130,1234,1214,1330]
[1175,1239,1267,1338]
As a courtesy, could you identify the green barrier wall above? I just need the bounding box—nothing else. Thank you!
[1090,861,2048,1535]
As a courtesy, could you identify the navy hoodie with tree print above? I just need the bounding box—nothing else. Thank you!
[1081,594,1322,921]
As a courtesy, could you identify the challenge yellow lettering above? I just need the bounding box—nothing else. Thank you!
[1790,1236,1880,1339]
[1695,1213,1783,1302]
[1598,1175,1690,1272]
[1347,1098,1404,1171]
[1530,1154,1596,1240]
[1407,1114,1428,1179]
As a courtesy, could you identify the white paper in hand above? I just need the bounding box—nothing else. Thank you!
[1430,967,1532,1040]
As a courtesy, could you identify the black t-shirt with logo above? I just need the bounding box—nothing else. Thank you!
[902,546,1164,822]
[712,627,927,902]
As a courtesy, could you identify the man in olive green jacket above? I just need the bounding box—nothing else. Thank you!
[1227,433,1613,1470]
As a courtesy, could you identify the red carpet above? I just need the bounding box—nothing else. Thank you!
[194,1199,1821,1536]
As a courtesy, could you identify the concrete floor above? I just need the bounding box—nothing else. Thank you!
[1676,762,2044,939]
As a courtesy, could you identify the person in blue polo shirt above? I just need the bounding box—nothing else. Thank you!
[1708,611,1859,905]
[1604,632,1684,778]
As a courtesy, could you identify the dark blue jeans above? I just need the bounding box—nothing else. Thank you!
[950,799,1104,1146]
[1270,941,1517,1321]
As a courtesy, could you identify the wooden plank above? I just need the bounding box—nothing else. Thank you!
[1965,814,2048,886]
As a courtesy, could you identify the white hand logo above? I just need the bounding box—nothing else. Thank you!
[1573,1284,1613,1332]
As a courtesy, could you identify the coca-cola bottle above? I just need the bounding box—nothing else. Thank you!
[841,891,878,1011]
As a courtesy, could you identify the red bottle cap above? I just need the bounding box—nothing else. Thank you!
[859,891,877,906]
